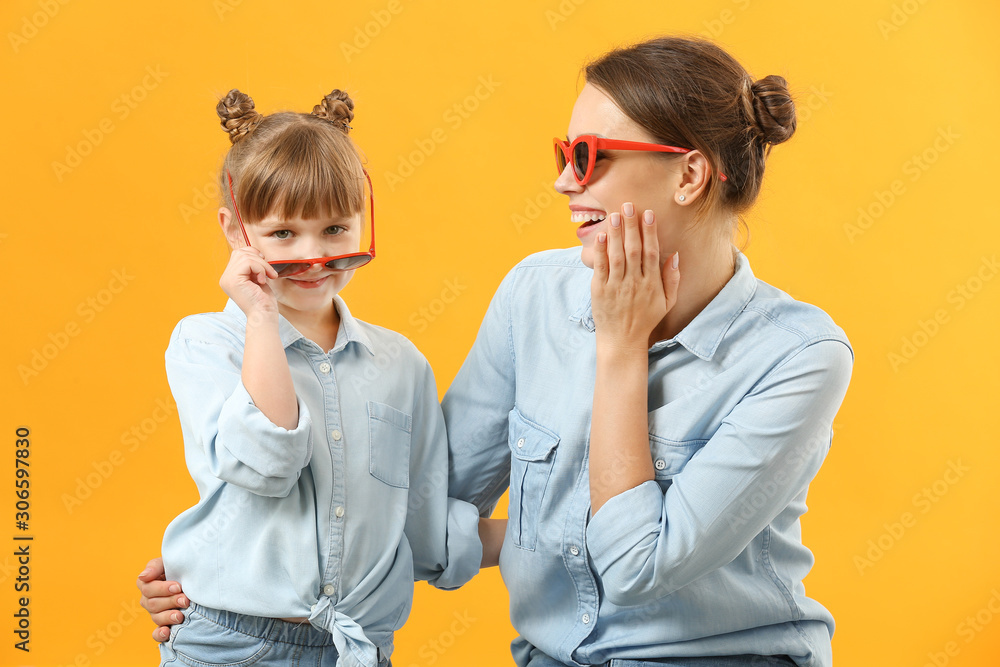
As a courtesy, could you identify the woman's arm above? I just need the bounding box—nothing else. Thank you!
[589,205,678,512]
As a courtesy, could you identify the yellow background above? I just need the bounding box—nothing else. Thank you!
[2,0,998,665]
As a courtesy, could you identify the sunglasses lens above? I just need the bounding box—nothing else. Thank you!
[325,255,373,271]
[271,262,311,277]
[572,142,589,182]
[555,143,568,174]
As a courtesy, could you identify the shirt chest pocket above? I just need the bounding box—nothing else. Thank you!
[368,401,412,488]
[507,408,559,551]
[648,433,705,492]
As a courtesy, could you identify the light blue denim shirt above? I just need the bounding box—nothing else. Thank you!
[161,296,482,667]
[443,248,853,667]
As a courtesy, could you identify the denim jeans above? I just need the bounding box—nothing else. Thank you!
[523,645,796,667]
[159,602,391,667]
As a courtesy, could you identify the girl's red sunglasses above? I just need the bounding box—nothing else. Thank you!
[553,135,727,186]
[226,169,376,277]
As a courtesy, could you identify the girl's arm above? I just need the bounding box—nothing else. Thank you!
[220,247,297,429]
[589,205,678,512]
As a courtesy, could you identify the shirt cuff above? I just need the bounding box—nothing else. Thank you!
[586,480,663,575]
[428,498,484,590]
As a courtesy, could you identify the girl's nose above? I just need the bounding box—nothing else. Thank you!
[555,162,584,195]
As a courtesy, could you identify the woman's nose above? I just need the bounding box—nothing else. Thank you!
[554,162,584,195]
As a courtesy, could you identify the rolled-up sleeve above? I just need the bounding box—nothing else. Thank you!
[165,319,313,498]
[586,339,853,607]
[405,360,482,589]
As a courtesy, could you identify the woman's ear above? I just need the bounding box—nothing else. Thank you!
[218,207,242,249]
[674,150,712,205]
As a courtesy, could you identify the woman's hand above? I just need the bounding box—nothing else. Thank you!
[220,247,280,319]
[136,557,188,642]
[591,203,679,349]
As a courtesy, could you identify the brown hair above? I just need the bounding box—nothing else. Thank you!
[585,36,796,221]
[216,88,365,224]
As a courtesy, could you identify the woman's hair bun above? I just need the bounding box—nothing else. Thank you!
[312,89,355,134]
[217,89,263,144]
[750,75,796,146]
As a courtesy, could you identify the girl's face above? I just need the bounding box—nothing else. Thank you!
[230,208,364,315]
[556,83,691,269]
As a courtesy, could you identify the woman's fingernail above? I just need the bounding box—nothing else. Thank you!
[643,210,654,225]
[610,213,621,227]
[139,568,151,578]
[597,232,607,243]
[623,202,634,217]
[168,584,180,594]
[672,252,679,270]
[178,596,188,607]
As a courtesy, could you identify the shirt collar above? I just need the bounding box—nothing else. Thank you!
[223,296,376,356]
[570,250,757,361]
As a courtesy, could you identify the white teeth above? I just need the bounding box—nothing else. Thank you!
[570,212,607,224]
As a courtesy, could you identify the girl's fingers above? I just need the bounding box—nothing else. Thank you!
[640,210,659,278]
[621,203,642,279]
[606,212,624,281]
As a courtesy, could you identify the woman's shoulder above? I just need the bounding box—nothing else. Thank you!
[745,280,850,349]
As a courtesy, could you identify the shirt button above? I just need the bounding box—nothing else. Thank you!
[582,613,591,624]
[654,458,666,471]
[319,362,331,374]
[569,545,580,556]
[331,430,342,441]
[516,438,525,448]
[335,506,345,518]
[322,584,335,596]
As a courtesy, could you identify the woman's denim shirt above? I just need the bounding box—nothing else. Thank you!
[443,248,853,667]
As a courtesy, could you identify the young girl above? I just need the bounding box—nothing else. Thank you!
[156,88,483,667]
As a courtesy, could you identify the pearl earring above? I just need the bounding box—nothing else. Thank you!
[678,195,686,202]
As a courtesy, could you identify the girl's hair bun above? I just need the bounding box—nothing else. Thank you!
[750,75,796,146]
[217,89,263,144]
[312,89,355,134]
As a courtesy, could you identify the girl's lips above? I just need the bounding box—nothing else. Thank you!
[288,275,329,289]
[576,218,604,240]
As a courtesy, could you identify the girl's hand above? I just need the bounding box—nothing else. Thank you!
[591,203,679,350]
[136,557,188,642]
[220,247,280,318]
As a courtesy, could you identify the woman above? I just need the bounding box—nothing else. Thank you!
[141,36,852,666]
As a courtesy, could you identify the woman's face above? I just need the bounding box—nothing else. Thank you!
[556,83,687,269]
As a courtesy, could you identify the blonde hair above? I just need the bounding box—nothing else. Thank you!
[216,88,365,224]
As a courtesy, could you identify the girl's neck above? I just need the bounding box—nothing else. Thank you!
[279,299,342,352]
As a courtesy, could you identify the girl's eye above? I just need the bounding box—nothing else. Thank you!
[594,149,610,162]
[325,226,346,236]
[272,230,292,240]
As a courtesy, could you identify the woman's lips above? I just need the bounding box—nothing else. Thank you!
[571,208,607,240]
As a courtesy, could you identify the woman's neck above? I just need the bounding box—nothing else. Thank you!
[649,232,736,346]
